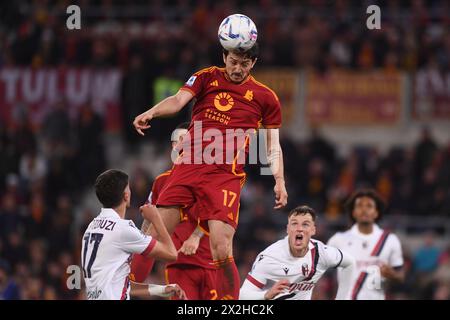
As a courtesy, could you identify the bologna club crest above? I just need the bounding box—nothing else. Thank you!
[302,263,309,276]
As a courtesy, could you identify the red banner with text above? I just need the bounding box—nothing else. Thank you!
[306,71,402,125]
[0,67,122,130]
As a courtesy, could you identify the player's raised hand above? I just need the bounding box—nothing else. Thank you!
[179,232,201,256]
[274,179,288,209]
[165,284,187,300]
[133,110,154,136]
[264,279,290,300]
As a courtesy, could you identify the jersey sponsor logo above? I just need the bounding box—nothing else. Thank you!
[204,108,231,125]
[214,92,234,112]
[244,90,253,101]
[288,282,315,292]
[283,267,289,275]
[210,80,218,87]
[86,288,102,300]
[356,259,382,269]
[186,75,197,87]
[301,263,309,276]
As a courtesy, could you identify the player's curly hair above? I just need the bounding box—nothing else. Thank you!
[288,205,316,221]
[223,42,260,61]
[345,189,385,223]
[95,169,129,208]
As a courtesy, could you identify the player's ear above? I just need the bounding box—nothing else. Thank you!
[223,52,227,64]
[311,224,316,237]
[251,58,257,68]
[123,184,131,203]
[123,190,130,203]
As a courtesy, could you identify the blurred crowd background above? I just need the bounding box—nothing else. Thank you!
[1,0,450,300]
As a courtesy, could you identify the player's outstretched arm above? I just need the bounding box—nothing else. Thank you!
[133,89,193,136]
[266,128,288,209]
[178,226,204,256]
[140,205,177,261]
[335,251,356,300]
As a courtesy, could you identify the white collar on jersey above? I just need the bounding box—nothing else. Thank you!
[99,208,121,219]
[350,223,382,237]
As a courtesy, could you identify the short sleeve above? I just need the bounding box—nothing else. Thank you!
[321,244,344,269]
[180,68,210,97]
[388,234,404,268]
[119,221,156,255]
[246,254,276,288]
[261,91,281,128]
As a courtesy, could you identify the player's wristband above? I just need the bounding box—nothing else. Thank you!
[193,227,204,239]
[148,284,173,297]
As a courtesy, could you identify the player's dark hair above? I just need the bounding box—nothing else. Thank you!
[95,169,129,208]
[288,205,316,222]
[345,189,385,223]
[223,42,259,61]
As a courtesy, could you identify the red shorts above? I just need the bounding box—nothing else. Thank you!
[156,164,245,229]
[165,265,218,300]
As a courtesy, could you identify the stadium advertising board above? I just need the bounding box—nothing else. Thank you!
[413,69,450,120]
[0,68,122,130]
[306,71,403,125]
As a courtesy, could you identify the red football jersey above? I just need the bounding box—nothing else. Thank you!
[179,66,282,174]
[148,170,214,270]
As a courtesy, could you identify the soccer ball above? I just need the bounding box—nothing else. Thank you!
[218,14,258,51]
